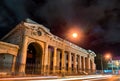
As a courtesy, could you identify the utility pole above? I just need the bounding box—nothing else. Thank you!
[101,55,103,74]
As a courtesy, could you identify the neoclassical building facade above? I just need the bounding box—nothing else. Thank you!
[0,19,96,75]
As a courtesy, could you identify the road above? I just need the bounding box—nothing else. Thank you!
[70,75,120,81]
[41,75,119,81]
[0,75,119,81]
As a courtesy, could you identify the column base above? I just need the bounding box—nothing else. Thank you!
[41,65,44,75]
[85,69,91,74]
[68,68,72,74]
[43,65,49,75]
[53,66,58,74]
[16,72,26,76]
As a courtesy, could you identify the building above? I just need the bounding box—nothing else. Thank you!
[104,56,120,74]
[107,56,120,69]
[0,19,96,75]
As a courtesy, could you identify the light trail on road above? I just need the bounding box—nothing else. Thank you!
[0,75,113,81]
[83,77,111,81]
[32,75,112,81]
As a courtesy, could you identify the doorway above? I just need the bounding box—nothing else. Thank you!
[26,42,42,74]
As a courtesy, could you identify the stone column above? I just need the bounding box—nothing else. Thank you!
[78,55,81,73]
[12,56,16,72]
[58,51,60,73]
[62,49,65,74]
[92,61,96,72]
[53,47,57,74]
[41,46,45,75]
[83,57,85,71]
[19,36,28,74]
[89,60,95,73]
[43,43,48,75]
[48,48,51,74]
[74,54,77,73]
[86,57,90,73]
[68,52,71,74]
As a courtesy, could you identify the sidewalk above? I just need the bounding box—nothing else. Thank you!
[0,74,113,81]
[0,76,58,80]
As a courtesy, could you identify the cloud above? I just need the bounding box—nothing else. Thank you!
[4,0,30,21]
[104,21,120,43]
[34,0,75,24]
[0,0,120,53]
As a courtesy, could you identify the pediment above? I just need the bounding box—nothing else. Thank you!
[24,19,53,37]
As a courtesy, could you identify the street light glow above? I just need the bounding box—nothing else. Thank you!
[72,33,78,38]
[106,55,111,58]
[64,25,85,44]
[105,53,111,59]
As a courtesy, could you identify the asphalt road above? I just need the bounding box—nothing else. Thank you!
[0,75,119,81]
[67,75,120,81]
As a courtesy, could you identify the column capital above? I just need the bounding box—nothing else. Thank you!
[54,47,57,50]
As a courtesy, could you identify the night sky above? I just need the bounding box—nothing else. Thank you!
[0,0,120,56]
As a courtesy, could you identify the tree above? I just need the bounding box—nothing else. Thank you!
[95,54,108,70]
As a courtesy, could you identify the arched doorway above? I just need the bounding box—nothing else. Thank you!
[25,42,42,74]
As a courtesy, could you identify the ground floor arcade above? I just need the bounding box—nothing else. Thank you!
[18,40,96,75]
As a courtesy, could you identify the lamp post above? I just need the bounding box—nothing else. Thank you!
[111,58,113,74]
[105,53,113,74]
[101,55,103,74]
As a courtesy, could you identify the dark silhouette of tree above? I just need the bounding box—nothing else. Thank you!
[95,54,108,70]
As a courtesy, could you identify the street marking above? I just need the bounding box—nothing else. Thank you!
[83,77,110,81]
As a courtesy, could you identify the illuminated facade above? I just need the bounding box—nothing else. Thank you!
[0,19,96,75]
[107,57,120,70]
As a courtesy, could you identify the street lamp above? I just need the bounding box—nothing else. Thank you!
[101,55,104,74]
[105,54,111,59]
[105,53,113,74]
[65,26,85,44]
[72,33,78,38]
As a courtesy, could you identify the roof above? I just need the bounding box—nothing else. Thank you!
[25,18,39,24]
